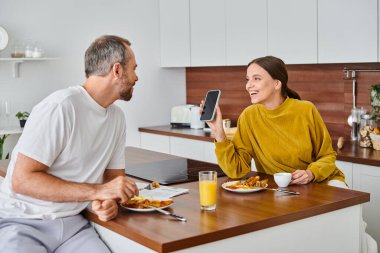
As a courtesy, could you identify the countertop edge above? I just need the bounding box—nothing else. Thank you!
[139,127,214,142]
[83,189,369,253]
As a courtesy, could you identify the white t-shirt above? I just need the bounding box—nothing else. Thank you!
[0,86,126,219]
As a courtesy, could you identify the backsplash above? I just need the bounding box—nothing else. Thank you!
[186,63,380,140]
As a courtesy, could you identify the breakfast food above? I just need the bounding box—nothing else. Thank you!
[225,176,268,190]
[370,128,380,150]
[151,181,160,188]
[359,126,374,148]
[121,196,173,209]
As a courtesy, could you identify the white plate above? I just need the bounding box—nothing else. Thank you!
[0,26,9,50]
[222,181,266,193]
[120,198,173,213]
[136,182,149,190]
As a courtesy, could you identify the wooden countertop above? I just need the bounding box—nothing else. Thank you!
[140,125,215,142]
[0,148,370,253]
[85,176,369,252]
[139,125,380,167]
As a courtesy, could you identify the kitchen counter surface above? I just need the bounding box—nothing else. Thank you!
[87,147,369,253]
[0,148,370,253]
[139,125,380,167]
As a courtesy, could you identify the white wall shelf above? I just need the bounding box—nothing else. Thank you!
[0,57,58,78]
[0,127,23,135]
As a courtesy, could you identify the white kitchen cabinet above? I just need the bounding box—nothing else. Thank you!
[190,0,225,66]
[318,0,377,63]
[170,137,217,164]
[159,0,191,67]
[140,133,217,163]
[335,160,353,189]
[268,0,317,64]
[161,0,266,67]
[140,133,170,154]
[160,0,379,66]
[203,141,217,164]
[170,136,205,161]
[353,163,380,247]
[225,0,267,66]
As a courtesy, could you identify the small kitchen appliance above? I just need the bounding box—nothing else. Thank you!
[190,106,205,129]
[171,104,204,128]
[171,105,192,127]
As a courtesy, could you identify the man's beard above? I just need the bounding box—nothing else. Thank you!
[119,75,134,101]
[120,87,133,101]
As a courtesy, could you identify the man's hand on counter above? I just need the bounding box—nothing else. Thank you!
[92,199,119,222]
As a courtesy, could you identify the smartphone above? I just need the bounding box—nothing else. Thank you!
[200,90,221,122]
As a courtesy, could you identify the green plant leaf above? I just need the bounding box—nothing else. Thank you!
[15,111,30,120]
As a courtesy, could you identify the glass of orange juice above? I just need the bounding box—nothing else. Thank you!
[199,171,217,210]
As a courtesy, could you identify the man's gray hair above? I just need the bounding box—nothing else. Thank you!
[85,35,131,78]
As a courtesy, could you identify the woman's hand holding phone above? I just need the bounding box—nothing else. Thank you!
[200,101,226,142]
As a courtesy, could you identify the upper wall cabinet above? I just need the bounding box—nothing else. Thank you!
[159,0,379,67]
[159,0,191,67]
[318,0,377,63]
[268,0,317,64]
[159,0,267,67]
[225,0,267,66]
[190,0,225,66]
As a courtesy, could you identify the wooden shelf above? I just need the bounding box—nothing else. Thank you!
[0,57,59,78]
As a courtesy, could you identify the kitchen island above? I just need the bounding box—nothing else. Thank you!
[0,148,370,253]
[138,126,380,247]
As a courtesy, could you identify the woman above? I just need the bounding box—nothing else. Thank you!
[203,56,345,186]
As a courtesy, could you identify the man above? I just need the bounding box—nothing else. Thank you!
[0,35,139,253]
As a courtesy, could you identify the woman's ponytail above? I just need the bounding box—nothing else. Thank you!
[285,87,301,100]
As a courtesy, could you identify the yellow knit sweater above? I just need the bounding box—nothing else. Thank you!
[215,97,345,184]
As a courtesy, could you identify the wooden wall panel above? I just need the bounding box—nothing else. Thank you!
[186,63,380,140]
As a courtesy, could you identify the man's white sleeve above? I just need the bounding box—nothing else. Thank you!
[17,103,67,167]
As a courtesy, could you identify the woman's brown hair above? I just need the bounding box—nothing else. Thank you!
[247,56,301,100]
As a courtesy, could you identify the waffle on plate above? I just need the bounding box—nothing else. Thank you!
[121,196,173,209]
[225,176,268,190]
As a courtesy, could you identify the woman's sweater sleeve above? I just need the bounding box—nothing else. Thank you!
[215,113,253,179]
[307,106,340,182]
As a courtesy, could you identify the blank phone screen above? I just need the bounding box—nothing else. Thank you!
[200,90,221,121]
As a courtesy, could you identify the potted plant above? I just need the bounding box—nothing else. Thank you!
[0,134,9,160]
[15,111,30,128]
[370,84,380,125]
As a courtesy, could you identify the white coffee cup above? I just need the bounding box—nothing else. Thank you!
[274,172,292,187]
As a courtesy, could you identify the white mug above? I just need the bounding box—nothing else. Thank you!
[274,172,292,187]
